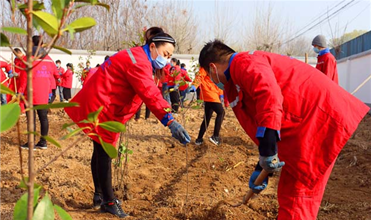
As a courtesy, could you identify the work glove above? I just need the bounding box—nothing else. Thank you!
[249,170,268,194]
[257,127,285,172]
[57,78,61,83]
[259,154,285,172]
[220,95,224,103]
[8,70,14,78]
[168,120,191,144]
[49,93,53,99]
[189,85,196,92]
[174,84,179,90]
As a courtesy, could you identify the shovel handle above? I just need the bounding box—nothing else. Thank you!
[243,169,269,204]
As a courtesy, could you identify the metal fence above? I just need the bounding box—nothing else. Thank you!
[330,30,371,60]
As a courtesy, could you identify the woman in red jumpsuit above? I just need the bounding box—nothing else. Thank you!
[65,27,190,218]
[198,40,369,219]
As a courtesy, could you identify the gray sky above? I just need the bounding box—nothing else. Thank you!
[188,0,371,43]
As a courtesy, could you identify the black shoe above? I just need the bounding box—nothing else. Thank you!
[93,193,102,210]
[20,143,36,150]
[195,138,203,146]
[35,141,47,150]
[101,199,128,218]
[209,136,221,146]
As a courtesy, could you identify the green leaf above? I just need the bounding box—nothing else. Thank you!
[74,3,90,9]
[18,177,41,189]
[42,135,61,148]
[52,45,72,55]
[33,187,41,208]
[13,192,28,220]
[87,106,103,123]
[99,121,126,133]
[32,11,59,36]
[0,103,20,133]
[33,192,54,220]
[99,137,118,158]
[2,27,27,35]
[0,84,15,95]
[62,122,75,130]
[51,0,64,20]
[191,106,202,109]
[67,17,96,33]
[54,205,72,220]
[60,127,90,140]
[32,102,79,110]
[1,33,10,46]
[79,119,91,124]
[66,25,75,40]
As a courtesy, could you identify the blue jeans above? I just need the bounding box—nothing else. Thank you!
[162,83,171,105]
[180,88,189,107]
[57,86,64,102]
[1,94,7,105]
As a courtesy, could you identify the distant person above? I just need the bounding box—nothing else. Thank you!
[168,58,182,113]
[198,39,369,220]
[191,68,225,146]
[179,63,192,106]
[61,63,73,102]
[312,35,339,83]
[20,35,56,150]
[81,61,91,85]
[7,48,25,109]
[55,60,65,102]
[0,61,12,105]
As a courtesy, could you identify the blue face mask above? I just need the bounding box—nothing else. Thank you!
[152,47,167,69]
[313,47,320,54]
[210,65,224,90]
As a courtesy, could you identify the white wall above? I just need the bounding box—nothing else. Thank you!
[337,50,371,104]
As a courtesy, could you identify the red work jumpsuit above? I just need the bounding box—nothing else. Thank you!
[224,51,369,219]
[316,51,339,84]
[64,46,173,146]
[0,61,11,86]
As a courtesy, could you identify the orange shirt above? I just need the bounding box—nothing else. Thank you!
[192,68,223,103]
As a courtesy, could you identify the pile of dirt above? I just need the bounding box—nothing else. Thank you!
[1,107,370,220]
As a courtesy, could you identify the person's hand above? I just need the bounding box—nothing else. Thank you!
[168,120,191,144]
[249,170,268,194]
[220,95,224,103]
[259,154,285,172]
[174,84,179,90]
[8,70,14,78]
[57,78,61,83]
[189,85,196,92]
[49,93,53,99]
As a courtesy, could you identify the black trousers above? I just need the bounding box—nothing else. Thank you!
[197,102,225,139]
[170,90,180,113]
[26,108,49,142]
[91,141,115,202]
[135,104,150,119]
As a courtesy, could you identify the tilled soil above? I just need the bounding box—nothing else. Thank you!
[1,107,370,220]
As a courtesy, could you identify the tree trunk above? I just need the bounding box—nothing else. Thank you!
[26,1,35,219]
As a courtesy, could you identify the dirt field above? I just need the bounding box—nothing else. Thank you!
[1,106,370,220]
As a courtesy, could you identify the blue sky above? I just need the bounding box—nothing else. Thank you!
[186,0,371,43]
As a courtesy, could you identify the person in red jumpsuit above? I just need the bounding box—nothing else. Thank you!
[312,35,339,84]
[61,63,73,102]
[19,37,56,150]
[198,40,369,219]
[0,61,12,105]
[64,27,190,218]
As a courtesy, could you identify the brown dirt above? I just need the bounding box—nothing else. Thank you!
[1,107,370,220]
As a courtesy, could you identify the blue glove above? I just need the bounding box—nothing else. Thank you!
[259,154,285,173]
[220,95,224,103]
[189,85,196,92]
[168,120,191,144]
[49,93,53,98]
[174,84,179,90]
[249,170,268,194]
[8,70,14,78]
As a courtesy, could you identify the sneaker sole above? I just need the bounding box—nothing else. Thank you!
[195,142,203,146]
[35,147,47,150]
[209,138,220,146]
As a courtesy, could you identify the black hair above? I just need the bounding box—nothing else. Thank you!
[86,61,90,64]
[66,63,73,68]
[96,64,100,67]
[104,55,110,61]
[199,39,236,71]
[181,63,186,68]
[176,60,180,66]
[14,48,22,53]
[32,35,43,46]
[171,58,178,63]
[145,27,176,47]
[56,60,61,64]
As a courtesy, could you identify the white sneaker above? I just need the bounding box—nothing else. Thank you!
[209,136,221,146]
